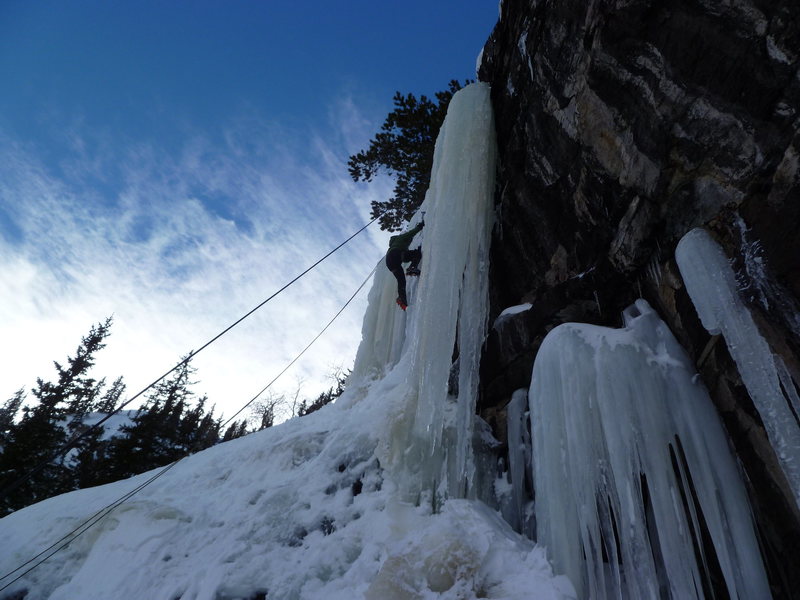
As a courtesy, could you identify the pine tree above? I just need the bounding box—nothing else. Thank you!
[0,324,228,511]
[348,80,469,231]
[222,420,249,441]
[0,318,113,515]
[95,376,126,413]
[0,389,25,450]
[177,396,221,453]
[297,369,349,417]
[101,355,220,483]
[71,376,128,489]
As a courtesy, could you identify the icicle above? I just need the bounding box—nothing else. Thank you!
[530,299,770,599]
[505,389,535,538]
[349,260,408,388]
[383,82,497,505]
[676,227,800,507]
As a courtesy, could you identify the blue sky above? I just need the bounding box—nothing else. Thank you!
[0,0,498,421]
[1,1,494,158]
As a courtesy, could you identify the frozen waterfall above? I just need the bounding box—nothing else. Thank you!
[350,82,497,505]
[350,261,409,385]
[676,227,800,506]
[530,299,770,600]
[501,388,536,539]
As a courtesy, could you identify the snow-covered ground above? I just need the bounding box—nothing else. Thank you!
[0,84,575,600]
[0,391,571,600]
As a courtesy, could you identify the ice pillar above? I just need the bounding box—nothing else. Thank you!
[530,299,770,599]
[676,227,800,507]
[383,82,496,505]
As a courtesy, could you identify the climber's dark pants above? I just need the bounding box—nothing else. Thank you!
[385,247,422,306]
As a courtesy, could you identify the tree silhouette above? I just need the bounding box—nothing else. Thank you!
[0,318,113,514]
[348,80,469,231]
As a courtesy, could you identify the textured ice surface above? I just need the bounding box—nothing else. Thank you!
[354,82,498,505]
[502,389,535,538]
[530,299,770,600]
[676,227,800,506]
[349,260,409,387]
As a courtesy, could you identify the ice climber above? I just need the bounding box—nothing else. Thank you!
[385,220,424,310]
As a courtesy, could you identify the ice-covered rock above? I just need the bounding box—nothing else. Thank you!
[530,299,770,600]
[360,82,497,505]
[478,1,800,589]
[501,389,535,538]
[676,227,800,507]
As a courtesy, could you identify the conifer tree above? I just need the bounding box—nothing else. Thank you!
[177,396,220,453]
[348,80,469,231]
[95,376,126,413]
[0,389,25,450]
[0,318,113,514]
[297,369,349,417]
[0,323,228,512]
[222,420,249,441]
[101,355,220,483]
[71,376,128,489]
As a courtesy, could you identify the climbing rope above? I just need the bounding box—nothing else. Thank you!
[0,263,378,593]
[0,216,378,503]
[0,460,182,592]
[221,264,377,428]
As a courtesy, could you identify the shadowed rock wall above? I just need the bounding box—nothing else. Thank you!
[477,0,800,596]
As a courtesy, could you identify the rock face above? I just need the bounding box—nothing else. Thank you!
[477,0,800,597]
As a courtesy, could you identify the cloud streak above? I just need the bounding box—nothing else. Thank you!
[0,99,394,421]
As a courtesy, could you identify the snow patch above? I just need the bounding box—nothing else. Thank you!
[80,410,138,441]
[517,32,528,58]
[499,303,532,318]
[493,303,532,329]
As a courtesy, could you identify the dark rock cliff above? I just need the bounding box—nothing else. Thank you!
[477,0,800,597]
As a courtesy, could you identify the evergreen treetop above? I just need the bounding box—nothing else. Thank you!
[0,318,114,514]
[348,80,470,231]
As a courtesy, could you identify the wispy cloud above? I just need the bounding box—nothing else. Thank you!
[0,99,393,420]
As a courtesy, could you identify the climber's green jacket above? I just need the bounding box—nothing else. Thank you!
[388,222,424,251]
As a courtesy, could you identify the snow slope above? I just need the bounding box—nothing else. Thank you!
[0,84,574,600]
